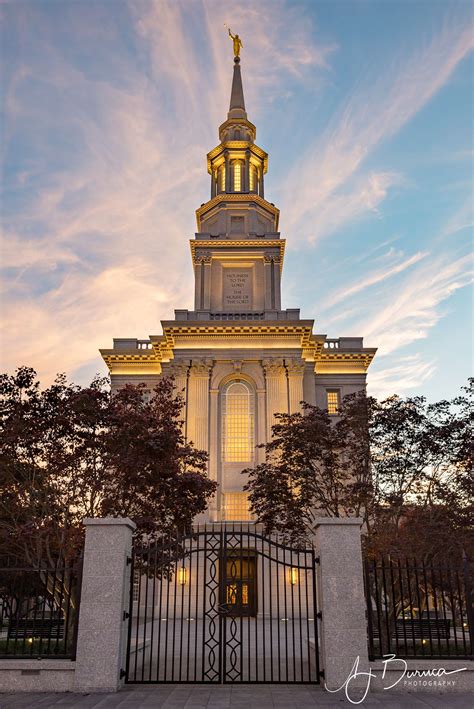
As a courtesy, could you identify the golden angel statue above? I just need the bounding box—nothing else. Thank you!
[228,28,243,58]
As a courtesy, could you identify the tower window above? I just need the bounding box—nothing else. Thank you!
[249,165,256,192]
[326,390,340,415]
[220,165,226,192]
[233,162,242,192]
[221,381,254,462]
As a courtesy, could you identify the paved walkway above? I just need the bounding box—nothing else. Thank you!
[0,685,472,709]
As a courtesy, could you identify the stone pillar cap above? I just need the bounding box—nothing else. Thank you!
[313,517,363,527]
[82,517,136,530]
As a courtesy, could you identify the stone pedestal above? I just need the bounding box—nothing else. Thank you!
[313,517,369,690]
[74,517,136,692]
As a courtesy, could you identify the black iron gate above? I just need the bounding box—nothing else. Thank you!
[125,525,320,684]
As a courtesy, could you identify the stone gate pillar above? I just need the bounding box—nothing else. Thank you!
[313,518,370,691]
[74,517,136,693]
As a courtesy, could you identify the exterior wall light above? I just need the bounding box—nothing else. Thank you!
[178,567,187,586]
[289,568,299,585]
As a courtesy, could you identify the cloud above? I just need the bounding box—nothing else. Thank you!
[281,18,473,243]
[367,354,437,399]
[1,0,332,385]
[322,250,428,310]
[360,253,473,354]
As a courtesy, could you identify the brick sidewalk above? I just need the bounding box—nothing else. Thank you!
[0,685,472,708]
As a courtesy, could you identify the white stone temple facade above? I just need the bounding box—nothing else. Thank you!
[100,56,376,523]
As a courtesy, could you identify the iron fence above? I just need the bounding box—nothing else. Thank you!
[126,525,320,684]
[364,555,473,660]
[0,557,82,659]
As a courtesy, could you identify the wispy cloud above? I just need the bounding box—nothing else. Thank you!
[361,253,473,354]
[281,18,473,243]
[367,354,437,399]
[1,0,332,384]
[322,250,427,310]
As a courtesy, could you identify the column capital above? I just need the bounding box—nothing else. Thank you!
[191,358,214,375]
[169,361,190,378]
[262,357,284,375]
[286,357,305,375]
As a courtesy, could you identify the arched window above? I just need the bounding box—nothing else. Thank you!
[221,381,255,462]
[219,164,226,192]
[233,161,242,192]
[249,164,256,192]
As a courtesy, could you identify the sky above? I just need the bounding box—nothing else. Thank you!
[1,0,472,401]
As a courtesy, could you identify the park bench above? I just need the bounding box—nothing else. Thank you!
[372,618,451,639]
[7,617,65,640]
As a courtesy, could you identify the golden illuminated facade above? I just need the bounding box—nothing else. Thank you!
[100,54,376,522]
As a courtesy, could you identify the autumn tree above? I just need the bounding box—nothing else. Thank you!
[0,367,217,566]
[243,391,373,544]
[244,382,472,556]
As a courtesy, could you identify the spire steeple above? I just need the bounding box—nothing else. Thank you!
[228,59,247,120]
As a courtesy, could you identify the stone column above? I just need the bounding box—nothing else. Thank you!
[263,254,273,311]
[273,256,282,310]
[256,388,267,459]
[202,253,212,310]
[262,358,285,441]
[169,361,189,425]
[208,387,219,519]
[286,358,305,413]
[187,359,212,452]
[313,518,369,690]
[194,259,203,310]
[303,362,316,406]
[225,153,230,192]
[74,517,136,693]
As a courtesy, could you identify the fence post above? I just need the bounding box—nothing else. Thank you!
[313,518,370,691]
[73,517,136,693]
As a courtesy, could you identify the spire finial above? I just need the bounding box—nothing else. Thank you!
[226,26,243,61]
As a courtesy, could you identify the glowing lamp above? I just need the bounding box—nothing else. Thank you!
[289,568,299,586]
[178,567,187,586]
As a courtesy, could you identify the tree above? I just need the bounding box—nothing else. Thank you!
[0,367,217,566]
[244,382,472,557]
[243,391,373,545]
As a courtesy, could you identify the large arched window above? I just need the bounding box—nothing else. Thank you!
[221,381,255,463]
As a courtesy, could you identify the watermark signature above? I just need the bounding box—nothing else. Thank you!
[325,654,467,705]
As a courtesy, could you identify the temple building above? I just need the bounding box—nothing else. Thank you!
[100,53,376,524]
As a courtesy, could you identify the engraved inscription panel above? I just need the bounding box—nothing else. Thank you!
[223,269,252,310]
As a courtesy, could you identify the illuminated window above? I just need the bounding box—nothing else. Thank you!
[249,164,256,192]
[223,492,253,521]
[222,381,254,462]
[233,161,241,192]
[326,390,340,415]
[220,165,226,192]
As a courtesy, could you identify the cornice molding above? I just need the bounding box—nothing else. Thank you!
[195,193,280,230]
[190,239,285,272]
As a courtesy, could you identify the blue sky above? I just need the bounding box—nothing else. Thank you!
[1,0,472,400]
